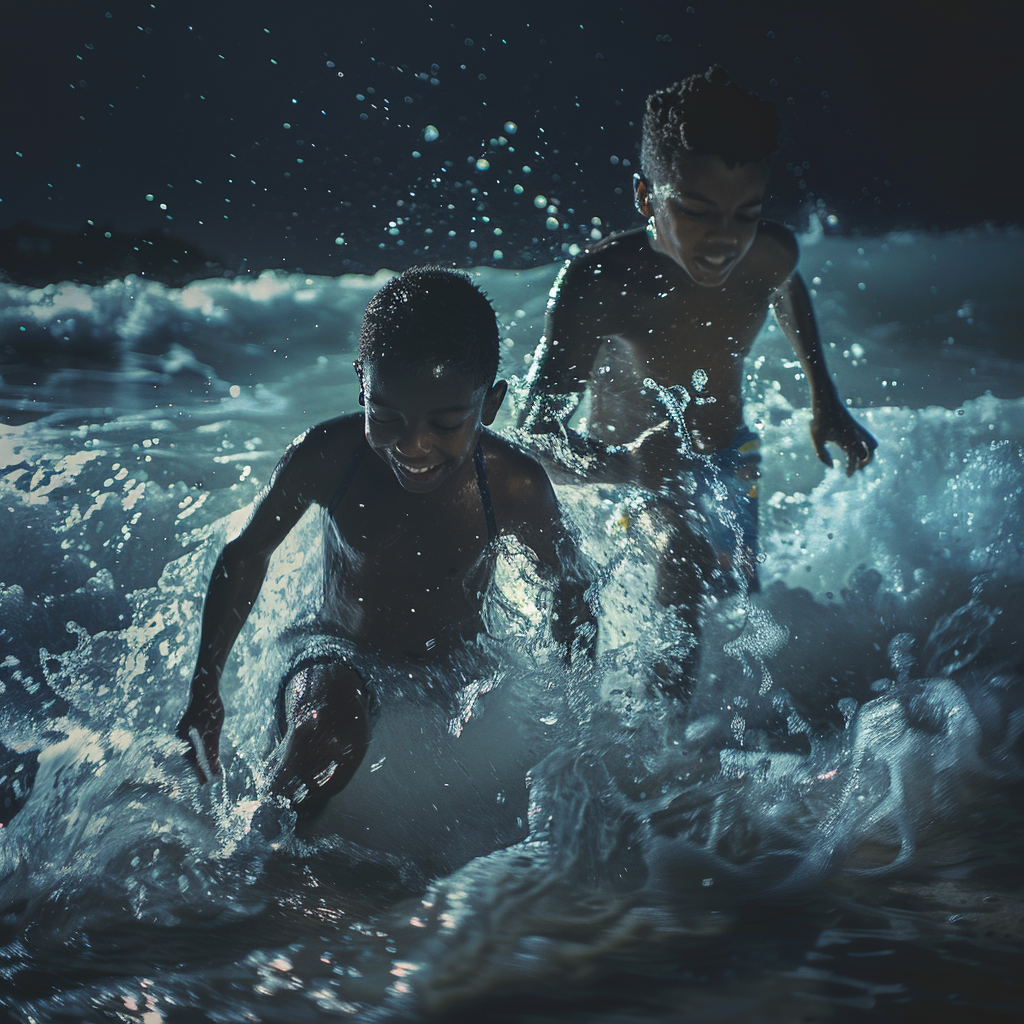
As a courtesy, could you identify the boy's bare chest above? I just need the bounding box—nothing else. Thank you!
[616,279,771,375]
[334,484,489,581]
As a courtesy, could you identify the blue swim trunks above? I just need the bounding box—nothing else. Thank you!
[691,425,761,591]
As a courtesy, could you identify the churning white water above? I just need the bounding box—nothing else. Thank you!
[2,225,1023,1021]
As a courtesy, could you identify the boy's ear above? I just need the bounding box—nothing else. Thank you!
[482,379,507,426]
[354,360,365,404]
[633,173,653,218]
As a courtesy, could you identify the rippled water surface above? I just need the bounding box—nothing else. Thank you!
[2,230,1024,1022]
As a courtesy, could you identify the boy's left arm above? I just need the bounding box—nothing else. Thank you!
[772,270,877,476]
[510,462,598,664]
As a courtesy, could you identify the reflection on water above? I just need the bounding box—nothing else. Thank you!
[2,232,1024,1021]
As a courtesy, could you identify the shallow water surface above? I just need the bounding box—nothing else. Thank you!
[2,230,1024,1021]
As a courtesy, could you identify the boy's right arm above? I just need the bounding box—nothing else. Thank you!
[176,430,324,781]
[516,258,601,434]
[516,257,642,486]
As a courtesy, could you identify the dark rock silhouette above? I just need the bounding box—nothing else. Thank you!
[0,222,226,288]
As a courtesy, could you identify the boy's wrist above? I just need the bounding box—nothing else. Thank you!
[190,666,221,697]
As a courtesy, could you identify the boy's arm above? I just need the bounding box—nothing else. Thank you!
[506,458,598,664]
[772,270,877,476]
[176,431,321,781]
[516,260,594,433]
[516,257,640,487]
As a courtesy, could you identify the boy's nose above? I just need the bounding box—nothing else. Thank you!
[706,214,738,242]
[395,426,431,456]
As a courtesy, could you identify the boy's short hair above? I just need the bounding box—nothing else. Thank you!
[641,66,780,181]
[358,266,500,386]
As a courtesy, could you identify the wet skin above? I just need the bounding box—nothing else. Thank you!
[177,357,593,812]
[521,153,874,466]
[518,152,876,695]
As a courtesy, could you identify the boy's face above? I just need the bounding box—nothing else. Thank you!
[360,355,506,494]
[636,153,770,287]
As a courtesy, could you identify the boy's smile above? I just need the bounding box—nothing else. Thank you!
[635,154,769,288]
[360,358,506,494]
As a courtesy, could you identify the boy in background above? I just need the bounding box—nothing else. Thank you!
[517,67,875,698]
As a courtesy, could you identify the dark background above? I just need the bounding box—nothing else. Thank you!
[2,0,1022,280]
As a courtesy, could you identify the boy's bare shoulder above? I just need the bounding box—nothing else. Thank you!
[559,230,646,288]
[748,219,800,286]
[552,229,649,319]
[276,413,365,505]
[286,413,361,460]
[479,430,558,521]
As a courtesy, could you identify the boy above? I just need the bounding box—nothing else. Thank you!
[517,67,875,698]
[177,267,595,816]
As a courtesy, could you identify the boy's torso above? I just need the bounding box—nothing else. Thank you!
[568,223,795,451]
[311,417,498,657]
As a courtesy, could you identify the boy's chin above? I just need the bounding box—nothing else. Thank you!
[683,258,738,288]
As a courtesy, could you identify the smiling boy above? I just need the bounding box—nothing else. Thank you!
[177,267,594,815]
[517,67,875,698]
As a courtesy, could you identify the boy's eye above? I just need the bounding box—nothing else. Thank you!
[738,207,762,223]
[678,205,709,218]
[432,417,467,433]
[367,410,398,426]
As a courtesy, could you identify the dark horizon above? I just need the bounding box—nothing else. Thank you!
[3,1,1022,279]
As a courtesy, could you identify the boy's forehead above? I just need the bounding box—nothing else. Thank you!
[363,357,484,402]
[654,152,769,198]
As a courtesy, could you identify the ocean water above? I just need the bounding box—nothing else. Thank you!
[2,225,1023,1022]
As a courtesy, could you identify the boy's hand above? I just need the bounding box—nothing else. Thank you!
[811,403,877,476]
[176,689,224,783]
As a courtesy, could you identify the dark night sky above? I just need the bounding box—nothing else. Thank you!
[3,0,1022,276]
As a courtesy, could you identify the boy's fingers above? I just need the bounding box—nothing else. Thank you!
[180,739,208,784]
[177,721,221,784]
[846,437,874,475]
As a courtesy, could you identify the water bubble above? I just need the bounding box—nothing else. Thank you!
[475,158,490,172]
[533,194,547,209]
[545,216,559,230]
[504,121,517,134]
[423,125,439,142]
